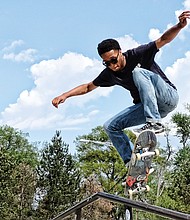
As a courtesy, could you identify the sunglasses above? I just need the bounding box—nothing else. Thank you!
[102,50,120,67]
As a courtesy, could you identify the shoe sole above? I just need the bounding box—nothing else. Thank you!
[133,128,165,135]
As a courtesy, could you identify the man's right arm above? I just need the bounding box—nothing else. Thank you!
[155,10,190,49]
[52,81,98,108]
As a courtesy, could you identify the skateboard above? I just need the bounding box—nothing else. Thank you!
[123,130,159,199]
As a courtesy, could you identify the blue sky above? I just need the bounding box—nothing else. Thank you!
[0,0,190,152]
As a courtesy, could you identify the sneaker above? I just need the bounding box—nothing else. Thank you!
[134,122,165,134]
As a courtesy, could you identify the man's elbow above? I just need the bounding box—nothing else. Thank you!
[155,38,169,49]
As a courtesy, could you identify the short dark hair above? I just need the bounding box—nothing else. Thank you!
[97,39,121,56]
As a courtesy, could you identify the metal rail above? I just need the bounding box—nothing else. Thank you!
[51,192,190,220]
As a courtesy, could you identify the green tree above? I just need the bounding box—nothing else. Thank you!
[0,147,16,219]
[168,145,190,213]
[76,126,133,192]
[166,106,190,213]
[172,104,190,147]
[0,125,38,167]
[36,131,81,220]
[0,125,38,220]
[75,126,136,219]
[12,163,37,220]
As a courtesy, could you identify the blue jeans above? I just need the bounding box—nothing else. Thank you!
[103,68,179,163]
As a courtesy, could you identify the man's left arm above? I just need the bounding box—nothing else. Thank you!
[156,10,190,49]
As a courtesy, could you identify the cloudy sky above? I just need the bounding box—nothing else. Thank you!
[0,0,190,152]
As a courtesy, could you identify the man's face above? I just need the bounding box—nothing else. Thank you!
[101,49,125,72]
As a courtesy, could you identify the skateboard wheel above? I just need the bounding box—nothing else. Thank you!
[146,185,150,192]
[154,149,159,156]
[128,189,133,197]
[136,153,141,160]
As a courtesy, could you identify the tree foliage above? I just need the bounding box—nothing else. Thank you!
[172,104,190,147]
[80,175,113,220]
[36,130,81,219]
[75,126,136,219]
[1,103,190,219]
[0,125,38,220]
[168,145,190,213]
[76,126,130,191]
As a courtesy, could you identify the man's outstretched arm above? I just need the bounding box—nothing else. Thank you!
[156,10,190,49]
[52,81,97,108]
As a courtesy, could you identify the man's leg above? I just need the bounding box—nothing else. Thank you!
[132,67,179,132]
[103,103,146,164]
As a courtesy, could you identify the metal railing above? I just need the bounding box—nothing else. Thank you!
[51,192,190,220]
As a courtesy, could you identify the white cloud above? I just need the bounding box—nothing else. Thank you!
[0,36,140,132]
[3,48,38,62]
[1,25,190,135]
[183,0,190,9]
[165,50,190,112]
[0,52,111,130]
[148,28,161,41]
[2,40,38,63]
[117,35,139,51]
[2,40,24,52]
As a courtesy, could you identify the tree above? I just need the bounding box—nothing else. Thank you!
[76,126,130,191]
[166,106,190,213]
[36,131,81,220]
[168,145,190,213]
[80,174,113,220]
[0,147,16,219]
[171,104,190,147]
[75,126,136,219]
[136,127,179,220]
[0,125,38,220]
[12,163,37,220]
[154,126,174,203]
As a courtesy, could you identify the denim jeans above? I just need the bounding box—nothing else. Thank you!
[103,67,179,163]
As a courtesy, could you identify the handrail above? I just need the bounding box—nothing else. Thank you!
[51,192,190,220]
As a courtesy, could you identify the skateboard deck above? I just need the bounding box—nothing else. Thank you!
[124,130,158,199]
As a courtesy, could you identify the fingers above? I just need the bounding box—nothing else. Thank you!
[178,11,190,28]
[179,10,190,20]
[52,97,61,108]
[52,98,59,108]
[52,95,66,108]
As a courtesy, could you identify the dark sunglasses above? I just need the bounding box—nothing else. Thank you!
[102,51,120,67]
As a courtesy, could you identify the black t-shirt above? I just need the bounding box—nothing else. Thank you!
[93,41,176,104]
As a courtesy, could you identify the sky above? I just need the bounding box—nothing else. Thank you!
[0,0,190,153]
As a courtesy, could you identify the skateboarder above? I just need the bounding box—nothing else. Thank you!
[52,11,190,166]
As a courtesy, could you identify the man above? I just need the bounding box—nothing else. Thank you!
[52,11,190,165]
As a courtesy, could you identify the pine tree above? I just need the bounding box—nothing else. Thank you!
[36,131,81,219]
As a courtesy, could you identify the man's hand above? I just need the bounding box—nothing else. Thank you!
[178,10,190,28]
[52,94,67,108]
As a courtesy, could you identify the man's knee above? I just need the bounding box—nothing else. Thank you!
[103,119,120,133]
[132,67,149,81]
